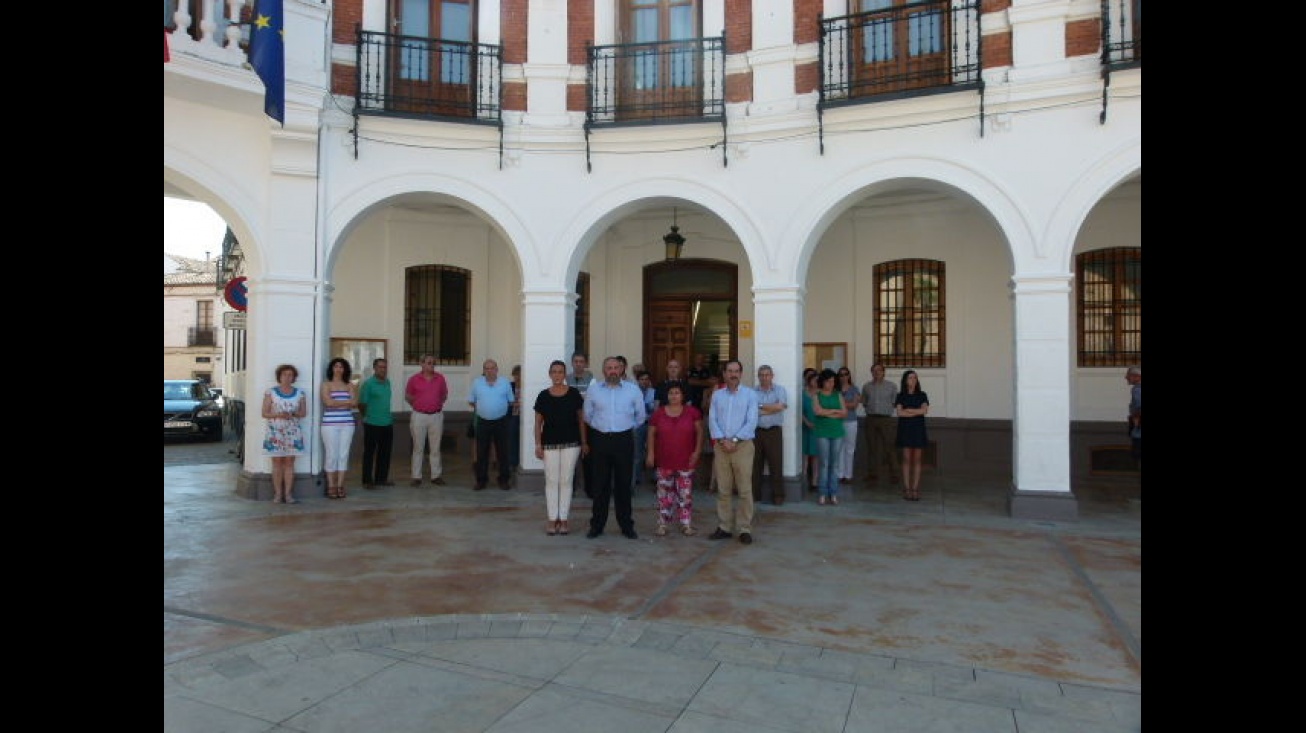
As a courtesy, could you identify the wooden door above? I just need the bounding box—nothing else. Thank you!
[388,0,476,116]
[851,0,950,94]
[646,300,693,383]
[618,0,700,120]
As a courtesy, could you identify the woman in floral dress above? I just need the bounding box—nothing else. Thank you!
[262,363,307,503]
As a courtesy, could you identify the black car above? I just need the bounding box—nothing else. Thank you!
[164,379,224,441]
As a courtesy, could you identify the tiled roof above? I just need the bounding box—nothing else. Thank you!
[164,253,218,286]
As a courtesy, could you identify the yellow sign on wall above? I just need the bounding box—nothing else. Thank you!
[739,320,753,338]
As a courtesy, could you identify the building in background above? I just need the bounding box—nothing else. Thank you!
[164,252,228,387]
[164,0,1141,517]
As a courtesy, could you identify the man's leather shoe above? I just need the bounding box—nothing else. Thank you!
[474,482,487,491]
[772,495,785,505]
[498,480,510,490]
[432,477,446,486]
[410,479,422,487]
[586,529,602,539]
[622,528,639,540]
[379,481,395,487]
[739,532,753,545]
[363,483,375,490]
[708,528,732,540]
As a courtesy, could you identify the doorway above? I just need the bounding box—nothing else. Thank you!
[643,259,736,382]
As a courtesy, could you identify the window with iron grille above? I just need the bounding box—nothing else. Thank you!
[873,259,945,368]
[404,265,471,365]
[574,273,590,359]
[1076,248,1140,367]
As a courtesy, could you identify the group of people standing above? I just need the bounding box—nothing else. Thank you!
[531,353,764,544]
[800,363,931,503]
[256,354,932,527]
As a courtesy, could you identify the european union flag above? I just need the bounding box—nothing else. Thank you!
[249,0,284,125]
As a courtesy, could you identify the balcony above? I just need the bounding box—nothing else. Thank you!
[819,0,981,110]
[1102,0,1141,69]
[164,0,250,64]
[355,29,503,125]
[586,36,726,128]
[189,326,218,348]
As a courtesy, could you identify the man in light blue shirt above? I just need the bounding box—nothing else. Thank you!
[583,356,646,540]
[752,364,787,505]
[707,360,760,544]
[468,359,516,490]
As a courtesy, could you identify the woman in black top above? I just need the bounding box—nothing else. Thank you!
[534,360,588,535]
[894,370,930,501]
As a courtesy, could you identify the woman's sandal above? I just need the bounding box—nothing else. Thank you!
[558,521,570,535]
[681,525,696,536]
[655,525,668,537]
[547,521,558,536]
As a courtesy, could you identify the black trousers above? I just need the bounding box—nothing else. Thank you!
[752,426,784,501]
[588,429,635,534]
[475,416,510,484]
[361,423,393,484]
[574,451,593,499]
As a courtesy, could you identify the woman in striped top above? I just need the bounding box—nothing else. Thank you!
[321,357,359,499]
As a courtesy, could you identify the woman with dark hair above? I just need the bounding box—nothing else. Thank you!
[645,383,703,536]
[812,368,847,505]
[800,368,820,491]
[320,357,359,499]
[534,359,587,535]
[262,363,307,503]
[894,370,930,501]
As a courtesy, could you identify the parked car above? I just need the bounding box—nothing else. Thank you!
[164,379,224,441]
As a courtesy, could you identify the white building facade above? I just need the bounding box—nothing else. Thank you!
[164,0,1141,518]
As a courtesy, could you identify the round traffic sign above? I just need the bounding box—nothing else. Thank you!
[223,277,248,311]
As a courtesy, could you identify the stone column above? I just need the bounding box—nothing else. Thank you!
[753,284,804,503]
[1008,273,1076,520]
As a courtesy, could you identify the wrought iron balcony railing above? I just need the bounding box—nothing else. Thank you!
[819,0,981,110]
[1102,0,1141,68]
[189,326,218,347]
[1099,0,1141,123]
[355,28,503,125]
[586,36,726,128]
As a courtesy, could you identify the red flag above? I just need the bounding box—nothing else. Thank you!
[164,28,171,63]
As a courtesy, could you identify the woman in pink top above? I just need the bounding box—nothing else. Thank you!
[645,384,704,536]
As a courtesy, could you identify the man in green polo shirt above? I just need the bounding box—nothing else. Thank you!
[358,357,395,489]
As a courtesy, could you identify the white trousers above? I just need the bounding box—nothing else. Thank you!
[542,445,581,521]
[839,419,859,479]
[321,424,356,472]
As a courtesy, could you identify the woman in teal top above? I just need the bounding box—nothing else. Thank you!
[812,369,847,505]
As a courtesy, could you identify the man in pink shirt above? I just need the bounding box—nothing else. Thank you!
[405,354,450,486]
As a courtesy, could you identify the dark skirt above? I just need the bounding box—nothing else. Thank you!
[896,416,928,448]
